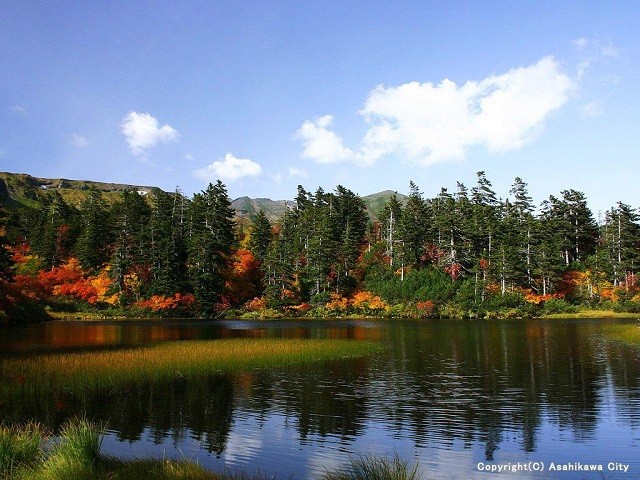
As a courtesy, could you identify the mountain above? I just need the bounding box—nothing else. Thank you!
[0,172,160,209]
[1,172,407,224]
[230,196,291,223]
[361,190,408,222]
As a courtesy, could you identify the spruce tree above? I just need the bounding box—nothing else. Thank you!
[111,189,152,293]
[0,204,13,281]
[187,181,236,316]
[399,181,429,268]
[76,189,112,270]
[247,209,272,262]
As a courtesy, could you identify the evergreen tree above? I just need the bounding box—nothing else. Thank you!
[603,202,640,287]
[111,189,152,294]
[148,189,189,296]
[30,192,77,268]
[304,203,335,296]
[187,181,236,316]
[0,204,13,281]
[265,210,298,304]
[399,181,429,268]
[76,189,112,270]
[247,209,272,262]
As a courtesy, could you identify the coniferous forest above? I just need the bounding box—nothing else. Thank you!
[2,171,640,323]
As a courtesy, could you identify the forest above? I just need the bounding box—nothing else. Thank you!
[1,171,640,323]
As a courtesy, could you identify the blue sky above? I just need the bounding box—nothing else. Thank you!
[1,1,638,215]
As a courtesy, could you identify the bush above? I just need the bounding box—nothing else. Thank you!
[543,298,579,314]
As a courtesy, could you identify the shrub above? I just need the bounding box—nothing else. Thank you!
[543,298,579,314]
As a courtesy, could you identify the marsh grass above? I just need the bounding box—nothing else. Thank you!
[322,455,420,480]
[602,323,640,346]
[543,310,639,319]
[0,421,45,478]
[1,338,380,395]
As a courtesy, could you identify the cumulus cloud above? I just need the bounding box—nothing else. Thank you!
[295,115,356,164]
[297,56,574,166]
[121,111,179,154]
[288,166,308,178]
[195,152,262,182]
[70,133,88,148]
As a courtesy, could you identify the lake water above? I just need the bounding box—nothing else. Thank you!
[1,318,640,479]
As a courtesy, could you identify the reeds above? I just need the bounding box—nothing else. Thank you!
[1,338,379,395]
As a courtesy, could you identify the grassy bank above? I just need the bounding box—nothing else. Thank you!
[541,309,640,319]
[1,338,381,394]
[0,420,419,480]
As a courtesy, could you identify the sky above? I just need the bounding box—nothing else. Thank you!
[1,1,638,216]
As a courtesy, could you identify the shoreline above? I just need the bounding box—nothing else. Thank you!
[44,309,640,322]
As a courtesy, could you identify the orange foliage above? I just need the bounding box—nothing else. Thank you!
[478,258,490,270]
[416,300,435,316]
[245,296,267,312]
[225,249,262,306]
[289,303,311,314]
[326,293,350,312]
[523,291,563,305]
[12,257,117,305]
[351,291,388,312]
[135,293,196,312]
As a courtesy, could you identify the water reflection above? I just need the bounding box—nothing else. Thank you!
[1,319,640,479]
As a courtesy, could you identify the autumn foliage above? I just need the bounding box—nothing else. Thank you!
[134,293,195,312]
[12,256,118,305]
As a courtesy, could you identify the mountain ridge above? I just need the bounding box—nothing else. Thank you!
[0,172,407,222]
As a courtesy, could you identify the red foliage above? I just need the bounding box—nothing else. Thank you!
[445,262,462,280]
[421,244,446,265]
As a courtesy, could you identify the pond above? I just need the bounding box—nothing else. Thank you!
[1,318,639,479]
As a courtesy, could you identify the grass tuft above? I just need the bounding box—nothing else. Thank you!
[0,422,45,478]
[322,454,420,480]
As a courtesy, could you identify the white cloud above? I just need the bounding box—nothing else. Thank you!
[288,166,308,178]
[120,111,179,154]
[297,56,574,166]
[182,152,194,161]
[271,173,283,184]
[9,105,27,115]
[600,45,619,57]
[579,101,602,118]
[295,115,356,164]
[573,37,588,49]
[195,152,262,182]
[70,133,88,148]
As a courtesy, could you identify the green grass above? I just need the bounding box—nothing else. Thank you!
[322,455,420,480]
[1,338,381,395]
[0,422,45,478]
[542,309,639,319]
[1,420,420,480]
